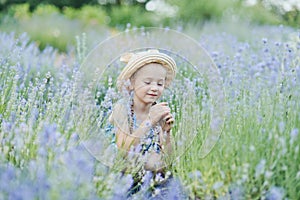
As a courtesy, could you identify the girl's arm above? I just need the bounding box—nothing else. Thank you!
[113,101,170,152]
[115,118,152,151]
[160,130,172,155]
[159,111,174,155]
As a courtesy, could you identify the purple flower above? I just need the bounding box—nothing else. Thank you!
[266,186,285,200]
[165,178,187,200]
[39,123,61,146]
[255,159,266,178]
[1,120,12,132]
[59,144,95,184]
[229,185,244,200]
[111,173,133,199]
[290,128,299,143]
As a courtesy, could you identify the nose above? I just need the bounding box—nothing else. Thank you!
[150,84,158,91]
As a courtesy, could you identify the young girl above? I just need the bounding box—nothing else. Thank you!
[108,49,177,189]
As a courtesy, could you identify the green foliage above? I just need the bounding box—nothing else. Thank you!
[254,0,300,27]
[282,10,300,27]
[0,0,97,11]
[6,3,31,20]
[33,3,60,16]
[63,5,108,26]
[1,0,299,29]
[0,3,109,52]
[0,3,157,51]
[16,13,79,51]
[166,0,289,27]
[39,0,96,9]
[231,3,283,26]
[0,1,297,52]
[108,5,155,28]
[167,0,235,24]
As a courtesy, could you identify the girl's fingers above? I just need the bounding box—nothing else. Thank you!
[157,107,170,117]
[166,116,174,123]
[158,102,168,106]
[163,114,174,124]
[152,102,168,110]
[163,113,171,120]
[150,103,172,123]
[162,111,170,119]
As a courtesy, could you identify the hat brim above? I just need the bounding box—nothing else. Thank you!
[117,51,176,92]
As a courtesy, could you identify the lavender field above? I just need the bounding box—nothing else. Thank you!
[0,23,300,199]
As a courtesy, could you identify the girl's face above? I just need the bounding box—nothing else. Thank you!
[131,63,167,105]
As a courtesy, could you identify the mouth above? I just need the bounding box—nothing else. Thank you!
[147,94,158,97]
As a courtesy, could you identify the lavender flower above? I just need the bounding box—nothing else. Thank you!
[290,128,299,143]
[39,123,61,147]
[228,185,245,200]
[255,159,266,178]
[266,186,285,200]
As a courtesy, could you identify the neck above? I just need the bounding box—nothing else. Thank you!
[133,96,152,115]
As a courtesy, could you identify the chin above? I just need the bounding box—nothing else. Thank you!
[145,100,155,105]
[142,100,155,106]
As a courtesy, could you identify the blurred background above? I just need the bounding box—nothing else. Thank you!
[0,0,299,52]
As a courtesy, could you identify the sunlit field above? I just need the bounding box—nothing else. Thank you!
[0,21,299,199]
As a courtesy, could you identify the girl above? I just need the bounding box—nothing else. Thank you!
[108,49,177,191]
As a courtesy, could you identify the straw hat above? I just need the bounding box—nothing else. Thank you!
[117,49,177,91]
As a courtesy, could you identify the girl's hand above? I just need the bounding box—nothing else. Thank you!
[148,102,170,125]
[161,113,174,132]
